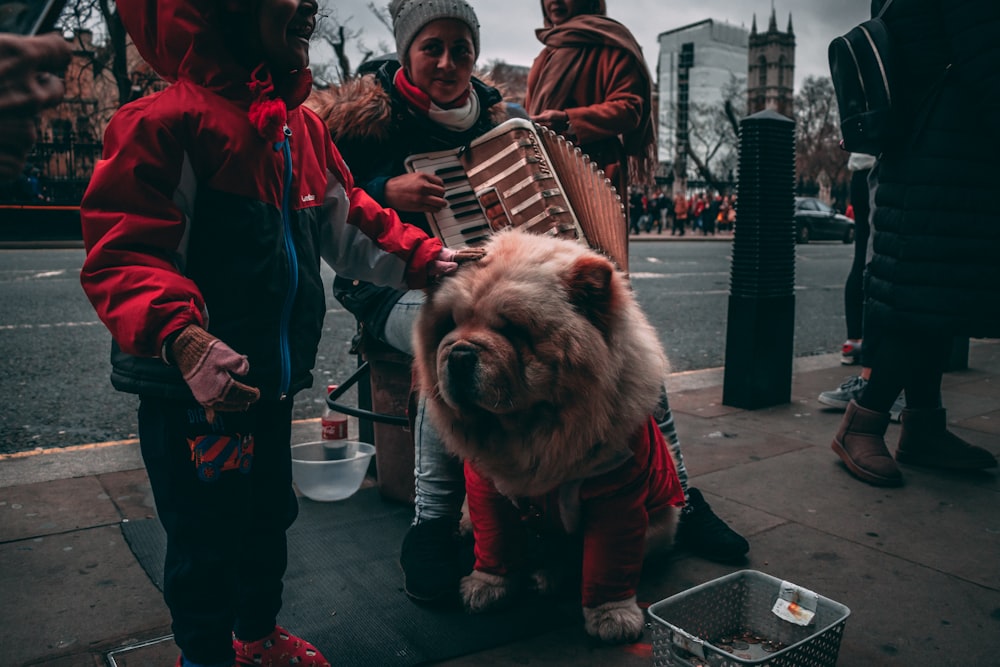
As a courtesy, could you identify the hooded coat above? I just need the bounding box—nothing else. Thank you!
[79,2,443,401]
[866,0,1000,342]
[318,59,511,343]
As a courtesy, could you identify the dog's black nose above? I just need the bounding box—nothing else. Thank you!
[446,345,479,391]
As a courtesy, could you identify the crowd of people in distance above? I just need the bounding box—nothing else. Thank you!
[628,187,736,236]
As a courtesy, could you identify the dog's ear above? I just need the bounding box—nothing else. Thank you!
[563,254,619,335]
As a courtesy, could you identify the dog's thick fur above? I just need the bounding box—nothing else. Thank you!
[413,229,683,643]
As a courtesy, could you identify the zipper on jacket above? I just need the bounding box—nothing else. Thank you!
[277,124,298,400]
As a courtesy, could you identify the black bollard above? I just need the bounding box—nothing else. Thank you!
[723,110,796,409]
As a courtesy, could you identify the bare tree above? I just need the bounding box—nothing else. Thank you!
[311,1,394,85]
[663,73,745,193]
[794,76,848,198]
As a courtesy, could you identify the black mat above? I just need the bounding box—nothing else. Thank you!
[121,487,577,666]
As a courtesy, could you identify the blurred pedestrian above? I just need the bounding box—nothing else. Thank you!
[672,190,688,235]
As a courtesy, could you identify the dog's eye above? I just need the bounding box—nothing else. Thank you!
[498,320,532,347]
[434,313,457,339]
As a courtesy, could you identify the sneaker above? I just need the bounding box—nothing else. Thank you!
[818,375,867,410]
[819,377,905,421]
[888,392,906,423]
[841,340,863,365]
[675,488,749,563]
[233,626,329,666]
[399,516,463,605]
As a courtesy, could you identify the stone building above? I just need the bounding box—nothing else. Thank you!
[747,9,796,117]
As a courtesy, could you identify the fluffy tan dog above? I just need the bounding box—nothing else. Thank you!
[413,229,685,643]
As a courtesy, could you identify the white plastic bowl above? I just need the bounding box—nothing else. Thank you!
[291,441,375,502]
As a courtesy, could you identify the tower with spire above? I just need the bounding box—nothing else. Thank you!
[747,6,795,117]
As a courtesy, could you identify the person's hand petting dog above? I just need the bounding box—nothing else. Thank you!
[428,246,487,277]
[0,32,71,179]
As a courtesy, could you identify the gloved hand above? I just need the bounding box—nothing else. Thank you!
[428,246,487,278]
[170,325,260,422]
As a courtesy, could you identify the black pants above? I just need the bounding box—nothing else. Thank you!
[845,168,872,341]
[672,216,687,235]
[138,397,298,664]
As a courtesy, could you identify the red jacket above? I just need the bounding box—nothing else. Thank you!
[79,1,442,401]
[464,417,684,608]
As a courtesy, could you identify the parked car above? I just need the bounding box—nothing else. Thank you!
[794,197,855,244]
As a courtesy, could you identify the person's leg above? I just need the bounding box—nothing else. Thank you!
[878,333,999,471]
[384,290,469,602]
[139,398,243,666]
[230,399,328,665]
[382,289,424,357]
[841,169,871,364]
[654,385,749,563]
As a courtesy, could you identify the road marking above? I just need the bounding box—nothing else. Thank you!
[0,321,102,331]
[0,439,139,460]
[0,418,323,460]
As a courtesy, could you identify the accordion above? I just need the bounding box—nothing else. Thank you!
[404,118,629,271]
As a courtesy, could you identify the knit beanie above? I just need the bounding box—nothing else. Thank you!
[389,0,481,60]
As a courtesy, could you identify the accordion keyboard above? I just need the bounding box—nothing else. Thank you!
[403,150,492,248]
[404,119,627,270]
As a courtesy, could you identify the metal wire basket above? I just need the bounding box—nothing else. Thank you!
[649,570,850,667]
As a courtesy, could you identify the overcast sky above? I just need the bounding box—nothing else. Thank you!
[327,0,872,89]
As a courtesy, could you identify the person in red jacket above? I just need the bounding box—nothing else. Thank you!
[78,2,460,666]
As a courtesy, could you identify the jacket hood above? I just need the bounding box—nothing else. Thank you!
[118,0,312,108]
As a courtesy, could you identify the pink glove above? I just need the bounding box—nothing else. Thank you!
[170,325,260,422]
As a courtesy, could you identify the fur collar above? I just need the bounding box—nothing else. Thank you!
[312,61,511,144]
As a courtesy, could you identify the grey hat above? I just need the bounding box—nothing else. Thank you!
[389,0,480,60]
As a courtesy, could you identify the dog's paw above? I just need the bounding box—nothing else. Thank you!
[460,570,517,613]
[582,596,644,644]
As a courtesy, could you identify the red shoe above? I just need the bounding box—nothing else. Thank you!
[233,626,329,666]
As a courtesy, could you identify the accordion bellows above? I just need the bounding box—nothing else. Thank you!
[404,118,629,271]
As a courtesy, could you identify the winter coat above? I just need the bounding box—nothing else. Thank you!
[79,2,442,401]
[866,0,1000,339]
[319,60,509,346]
[525,14,655,195]
[464,417,685,608]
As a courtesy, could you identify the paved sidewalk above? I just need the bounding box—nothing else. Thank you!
[1,343,997,666]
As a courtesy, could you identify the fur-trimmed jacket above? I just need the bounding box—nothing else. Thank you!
[316,61,514,346]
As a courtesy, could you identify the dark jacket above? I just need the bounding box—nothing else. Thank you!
[320,60,509,346]
[79,3,442,401]
[867,0,1000,339]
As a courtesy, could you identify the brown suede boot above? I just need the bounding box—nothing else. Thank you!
[831,400,903,486]
[895,407,998,471]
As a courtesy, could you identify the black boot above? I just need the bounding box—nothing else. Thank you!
[675,488,749,563]
[399,516,463,605]
[896,407,998,471]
